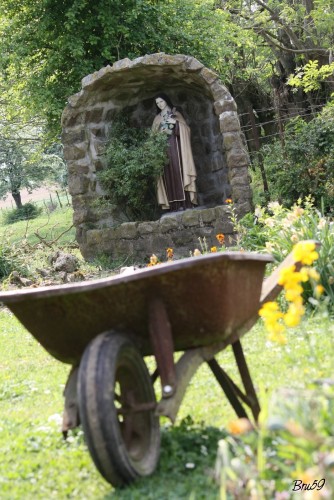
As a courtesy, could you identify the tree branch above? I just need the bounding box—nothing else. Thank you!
[252,0,305,51]
[256,27,328,55]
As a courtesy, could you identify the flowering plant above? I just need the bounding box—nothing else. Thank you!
[235,198,334,307]
[259,241,321,344]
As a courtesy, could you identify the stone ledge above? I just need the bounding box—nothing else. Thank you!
[80,204,243,260]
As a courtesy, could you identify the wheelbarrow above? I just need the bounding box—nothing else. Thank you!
[0,250,298,487]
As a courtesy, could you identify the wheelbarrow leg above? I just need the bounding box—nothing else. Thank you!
[62,365,80,437]
[207,358,249,419]
[232,340,261,421]
[148,297,176,398]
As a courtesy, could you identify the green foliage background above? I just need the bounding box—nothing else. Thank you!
[258,106,334,212]
[0,0,250,140]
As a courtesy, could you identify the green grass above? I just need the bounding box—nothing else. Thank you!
[0,309,333,499]
[0,205,76,247]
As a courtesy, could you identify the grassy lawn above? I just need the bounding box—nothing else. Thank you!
[0,205,76,247]
[0,308,333,499]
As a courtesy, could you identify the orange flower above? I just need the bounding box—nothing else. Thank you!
[166,247,174,260]
[210,246,217,253]
[216,233,225,245]
[228,418,253,435]
[225,198,232,204]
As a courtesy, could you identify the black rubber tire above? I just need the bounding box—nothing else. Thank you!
[78,331,160,486]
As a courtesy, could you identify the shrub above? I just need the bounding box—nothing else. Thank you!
[2,202,43,225]
[259,106,334,213]
[98,114,168,221]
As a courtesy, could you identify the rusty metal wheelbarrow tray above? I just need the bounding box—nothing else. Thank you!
[0,251,273,365]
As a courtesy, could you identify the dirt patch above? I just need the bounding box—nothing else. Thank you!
[0,187,60,209]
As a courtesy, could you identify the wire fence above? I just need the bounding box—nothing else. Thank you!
[238,99,329,145]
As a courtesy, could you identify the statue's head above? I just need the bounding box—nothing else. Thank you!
[154,93,174,113]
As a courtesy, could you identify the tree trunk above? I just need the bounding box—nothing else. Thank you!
[12,191,23,208]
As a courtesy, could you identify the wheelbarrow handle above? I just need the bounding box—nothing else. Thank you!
[260,240,320,305]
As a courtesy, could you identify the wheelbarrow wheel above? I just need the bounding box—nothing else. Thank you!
[78,331,160,486]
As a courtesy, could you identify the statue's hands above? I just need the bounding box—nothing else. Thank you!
[165,117,176,124]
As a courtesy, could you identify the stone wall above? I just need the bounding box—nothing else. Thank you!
[85,205,237,261]
[61,53,252,260]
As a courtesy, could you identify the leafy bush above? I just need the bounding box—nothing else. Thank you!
[235,198,334,307]
[259,106,334,213]
[98,115,168,221]
[2,203,43,225]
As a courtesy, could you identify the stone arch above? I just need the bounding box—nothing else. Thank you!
[61,53,252,259]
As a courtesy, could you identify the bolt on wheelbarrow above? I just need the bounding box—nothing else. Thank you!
[0,247,308,487]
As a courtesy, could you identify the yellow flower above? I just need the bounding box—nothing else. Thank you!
[289,294,303,306]
[292,241,319,265]
[259,301,286,341]
[259,301,281,317]
[210,246,217,253]
[283,303,304,327]
[299,267,311,282]
[193,249,201,256]
[278,265,296,286]
[307,268,320,281]
[225,198,233,204]
[268,331,287,345]
[285,286,303,302]
[315,284,325,297]
[259,242,320,344]
[147,254,160,266]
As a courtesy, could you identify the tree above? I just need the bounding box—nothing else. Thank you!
[0,132,66,208]
[216,0,334,103]
[0,0,249,142]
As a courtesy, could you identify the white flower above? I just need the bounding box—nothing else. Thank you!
[48,413,62,426]
[317,218,327,229]
[264,218,275,227]
[265,241,275,252]
[268,201,282,213]
[185,462,195,469]
[282,217,293,228]
[254,206,263,218]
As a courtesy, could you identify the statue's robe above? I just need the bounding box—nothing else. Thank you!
[152,110,197,210]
